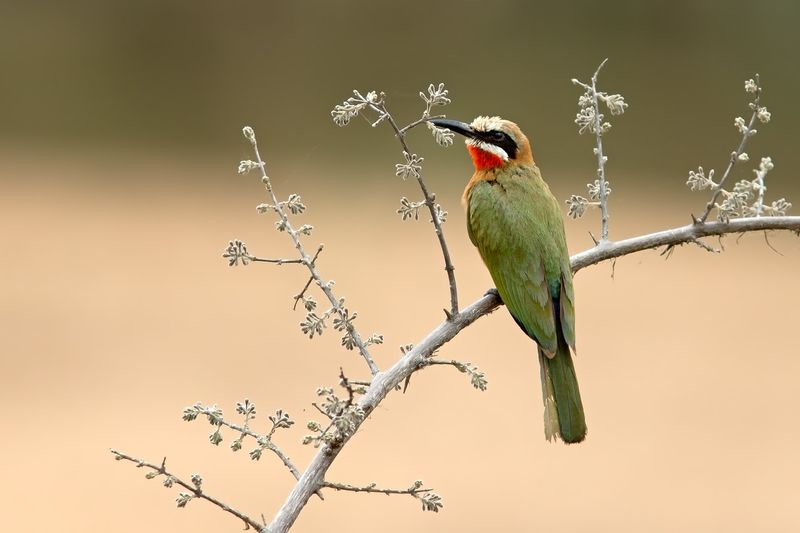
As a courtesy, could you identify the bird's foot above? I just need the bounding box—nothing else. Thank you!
[484,287,502,303]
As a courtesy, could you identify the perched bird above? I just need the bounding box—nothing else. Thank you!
[431,116,587,443]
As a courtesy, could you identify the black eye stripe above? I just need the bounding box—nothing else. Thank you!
[480,129,518,159]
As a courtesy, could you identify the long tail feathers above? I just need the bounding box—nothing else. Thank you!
[539,351,561,442]
[538,333,587,444]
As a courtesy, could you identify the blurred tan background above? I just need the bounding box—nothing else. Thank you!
[2,1,799,531]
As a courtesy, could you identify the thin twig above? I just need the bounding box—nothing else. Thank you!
[753,156,772,218]
[572,59,616,242]
[366,100,459,318]
[690,237,720,253]
[311,403,333,420]
[265,213,800,533]
[338,367,355,409]
[763,231,783,255]
[292,245,324,310]
[246,131,380,376]
[322,481,433,496]
[419,358,487,390]
[196,407,304,482]
[590,58,611,241]
[249,257,305,265]
[111,450,261,531]
[422,359,464,368]
[398,114,445,135]
[697,75,761,223]
[192,404,325,501]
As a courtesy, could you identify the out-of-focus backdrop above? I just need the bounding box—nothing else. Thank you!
[2,1,799,532]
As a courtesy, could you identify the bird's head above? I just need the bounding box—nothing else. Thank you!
[431,116,534,171]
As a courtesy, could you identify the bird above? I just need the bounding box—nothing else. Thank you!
[431,116,587,444]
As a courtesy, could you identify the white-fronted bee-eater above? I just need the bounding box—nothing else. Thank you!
[432,116,587,443]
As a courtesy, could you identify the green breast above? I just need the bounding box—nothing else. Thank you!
[466,165,574,353]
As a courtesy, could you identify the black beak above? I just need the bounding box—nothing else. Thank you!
[429,118,477,139]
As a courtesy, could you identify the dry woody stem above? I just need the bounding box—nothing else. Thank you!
[247,131,380,376]
[111,450,263,531]
[207,408,301,480]
[368,99,460,317]
[115,76,797,533]
[265,214,800,533]
[697,74,763,223]
[589,59,611,241]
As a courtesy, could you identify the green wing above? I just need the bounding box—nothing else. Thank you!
[466,166,575,354]
[468,165,585,442]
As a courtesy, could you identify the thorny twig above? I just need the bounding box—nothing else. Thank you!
[251,258,304,265]
[338,367,355,409]
[111,451,262,531]
[244,128,380,376]
[697,74,762,223]
[419,358,488,391]
[589,59,611,242]
[337,88,460,318]
[322,480,443,512]
[303,369,366,449]
[118,77,798,533]
[322,480,432,495]
[181,402,325,501]
[291,245,324,310]
[223,240,304,267]
[572,59,612,242]
[399,114,446,135]
[266,213,800,532]
[116,203,800,533]
[200,406,301,479]
[311,402,332,420]
[375,100,459,318]
[570,216,800,271]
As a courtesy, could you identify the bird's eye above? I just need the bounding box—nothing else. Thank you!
[490,131,505,142]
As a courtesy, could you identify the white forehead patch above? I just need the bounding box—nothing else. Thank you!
[470,115,505,133]
[466,138,509,161]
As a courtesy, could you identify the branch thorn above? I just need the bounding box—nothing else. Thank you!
[763,231,783,255]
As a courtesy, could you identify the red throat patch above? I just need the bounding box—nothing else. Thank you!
[467,145,505,170]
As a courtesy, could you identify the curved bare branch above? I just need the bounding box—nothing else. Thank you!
[264,214,800,532]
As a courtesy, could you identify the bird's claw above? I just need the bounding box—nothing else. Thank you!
[484,287,502,303]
